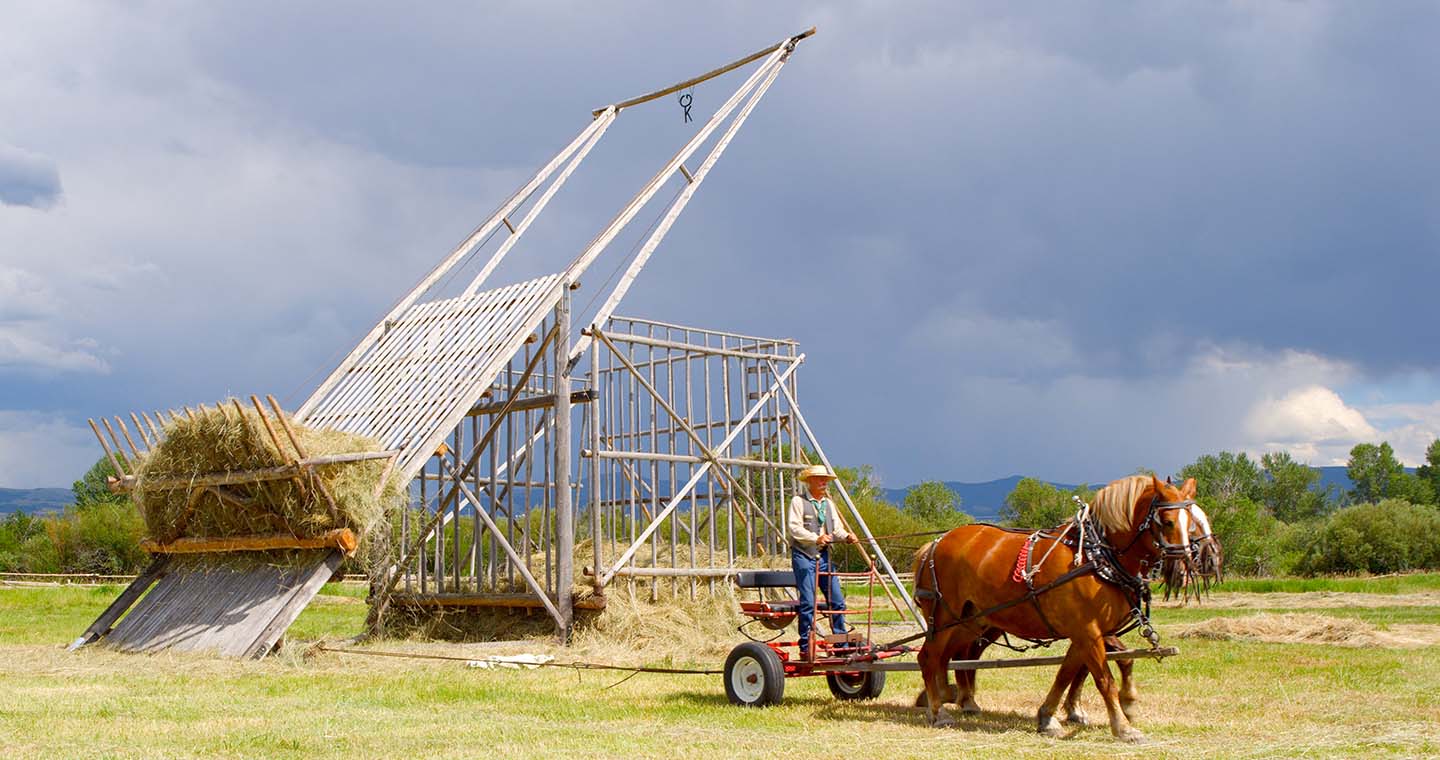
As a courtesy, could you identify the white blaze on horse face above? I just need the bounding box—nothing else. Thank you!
[1177,507,1191,548]
[1188,504,1213,538]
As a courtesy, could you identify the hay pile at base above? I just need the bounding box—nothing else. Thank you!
[1177,612,1440,649]
[133,403,403,543]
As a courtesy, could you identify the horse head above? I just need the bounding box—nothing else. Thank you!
[1186,500,1221,584]
[1171,502,1223,596]
[1092,475,1197,582]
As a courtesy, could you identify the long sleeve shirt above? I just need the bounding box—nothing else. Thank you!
[787,493,851,558]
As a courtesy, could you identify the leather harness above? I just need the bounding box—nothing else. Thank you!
[891,495,1194,652]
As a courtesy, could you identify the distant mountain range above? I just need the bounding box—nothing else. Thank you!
[884,466,1362,521]
[0,487,73,515]
[0,466,1370,518]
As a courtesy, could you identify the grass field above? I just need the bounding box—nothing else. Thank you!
[2,578,1439,759]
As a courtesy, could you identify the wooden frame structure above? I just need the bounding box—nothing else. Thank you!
[76,29,925,653]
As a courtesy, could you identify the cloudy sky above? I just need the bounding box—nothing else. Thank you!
[2,1,1438,489]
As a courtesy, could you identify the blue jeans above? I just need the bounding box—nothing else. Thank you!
[792,547,847,651]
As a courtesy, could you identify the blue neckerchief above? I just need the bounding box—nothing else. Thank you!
[807,496,829,529]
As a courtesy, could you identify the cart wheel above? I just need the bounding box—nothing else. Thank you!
[826,668,886,701]
[724,642,785,707]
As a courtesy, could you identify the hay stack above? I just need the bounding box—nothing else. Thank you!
[133,403,403,543]
[1176,612,1440,648]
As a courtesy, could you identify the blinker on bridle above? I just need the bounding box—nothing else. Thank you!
[1120,494,1197,558]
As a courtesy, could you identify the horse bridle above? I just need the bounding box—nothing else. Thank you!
[1120,494,1196,566]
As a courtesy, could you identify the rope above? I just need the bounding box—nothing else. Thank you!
[315,644,722,675]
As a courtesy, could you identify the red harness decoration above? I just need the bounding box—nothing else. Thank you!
[1011,538,1032,584]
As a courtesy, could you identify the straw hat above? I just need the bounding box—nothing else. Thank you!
[797,464,837,483]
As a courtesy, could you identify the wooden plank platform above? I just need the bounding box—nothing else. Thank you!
[84,549,343,658]
[813,646,1180,673]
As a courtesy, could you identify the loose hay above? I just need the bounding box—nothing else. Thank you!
[1177,612,1440,648]
[571,586,750,662]
[133,403,404,543]
[384,588,752,663]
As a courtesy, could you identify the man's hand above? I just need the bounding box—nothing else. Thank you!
[845,534,860,545]
[816,533,832,548]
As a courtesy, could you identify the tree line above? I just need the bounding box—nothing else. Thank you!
[998,440,1440,576]
[6,440,1440,578]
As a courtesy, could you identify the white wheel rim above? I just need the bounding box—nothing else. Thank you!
[730,656,766,702]
[833,674,864,695]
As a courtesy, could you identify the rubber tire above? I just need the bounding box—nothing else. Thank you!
[724,642,786,707]
[826,668,886,701]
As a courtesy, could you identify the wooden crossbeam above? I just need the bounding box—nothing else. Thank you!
[140,529,357,556]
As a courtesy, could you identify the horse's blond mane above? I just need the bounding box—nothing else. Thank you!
[1092,475,1153,533]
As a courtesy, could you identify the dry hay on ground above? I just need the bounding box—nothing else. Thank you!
[384,581,766,661]
[134,403,403,543]
[1160,590,1440,610]
[1176,612,1440,648]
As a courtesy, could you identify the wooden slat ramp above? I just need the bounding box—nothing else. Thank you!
[72,550,343,658]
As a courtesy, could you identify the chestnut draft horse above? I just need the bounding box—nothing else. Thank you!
[919,496,1223,727]
[912,475,1196,742]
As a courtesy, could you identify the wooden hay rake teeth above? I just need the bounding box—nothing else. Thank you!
[71,395,397,658]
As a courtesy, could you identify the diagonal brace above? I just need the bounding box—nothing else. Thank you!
[600,356,803,586]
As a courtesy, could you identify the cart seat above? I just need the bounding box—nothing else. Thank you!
[735,570,797,588]
[740,599,801,617]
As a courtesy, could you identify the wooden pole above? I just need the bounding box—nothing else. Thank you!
[248,395,313,509]
[265,395,341,524]
[592,27,814,115]
[295,115,616,420]
[555,289,575,642]
[113,416,143,460]
[99,418,132,472]
[129,413,154,450]
[143,411,164,442]
[570,46,794,368]
[88,419,126,478]
[589,335,604,595]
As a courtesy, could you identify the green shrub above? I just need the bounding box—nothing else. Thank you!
[1201,496,1283,575]
[1299,499,1440,575]
[0,512,46,571]
[902,481,973,531]
[41,501,149,575]
[817,493,921,572]
[1001,477,1093,529]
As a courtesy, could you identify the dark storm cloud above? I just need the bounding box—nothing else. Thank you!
[4,1,1438,485]
[173,2,1440,373]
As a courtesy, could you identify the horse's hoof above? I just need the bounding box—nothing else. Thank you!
[959,697,982,715]
[929,710,957,729]
[1037,712,1064,738]
[1039,725,1066,739]
[1118,728,1147,744]
[1065,709,1089,726]
[914,691,928,708]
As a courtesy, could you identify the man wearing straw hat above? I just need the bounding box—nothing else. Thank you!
[789,464,860,656]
